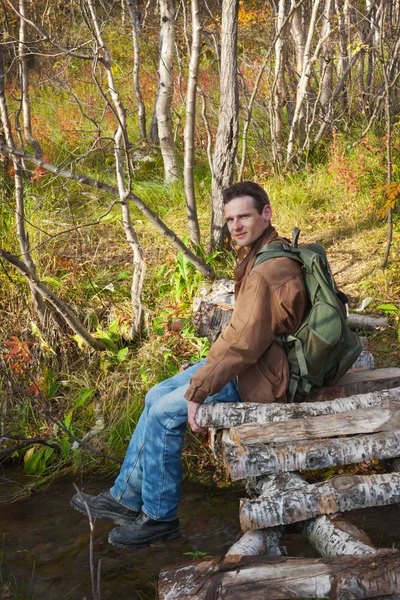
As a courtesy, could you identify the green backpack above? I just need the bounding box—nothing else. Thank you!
[254,228,363,401]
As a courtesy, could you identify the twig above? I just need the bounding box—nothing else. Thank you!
[73,483,99,600]
[46,415,123,464]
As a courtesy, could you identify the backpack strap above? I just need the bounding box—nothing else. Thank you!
[255,243,303,267]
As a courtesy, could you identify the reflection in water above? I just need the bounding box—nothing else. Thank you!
[1,471,400,599]
[1,473,244,599]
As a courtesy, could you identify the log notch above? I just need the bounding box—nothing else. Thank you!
[229,399,400,445]
[197,384,400,428]
[222,429,400,480]
[239,472,400,532]
[158,552,400,600]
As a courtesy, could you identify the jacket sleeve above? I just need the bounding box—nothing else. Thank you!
[184,265,306,404]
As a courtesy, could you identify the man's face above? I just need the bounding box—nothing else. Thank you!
[224,195,272,248]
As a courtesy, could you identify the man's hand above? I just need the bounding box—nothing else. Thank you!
[187,400,206,432]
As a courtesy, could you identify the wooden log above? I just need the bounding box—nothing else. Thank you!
[197,378,400,428]
[157,551,400,600]
[308,368,400,402]
[193,300,232,342]
[349,350,375,371]
[229,400,400,446]
[224,527,287,562]
[348,313,389,330]
[222,429,400,480]
[239,472,400,532]
[301,514,377,556]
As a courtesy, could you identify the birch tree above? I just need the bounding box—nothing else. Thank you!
[157,0,179,183]
[183,0,201,246]
[126,0,147,141]
[210,0,239,249]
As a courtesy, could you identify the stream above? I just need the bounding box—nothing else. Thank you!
[1,469,400,599]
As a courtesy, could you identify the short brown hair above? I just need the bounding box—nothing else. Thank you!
[222,182,270,215]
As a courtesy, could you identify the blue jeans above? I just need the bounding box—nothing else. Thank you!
[110,359,241,521]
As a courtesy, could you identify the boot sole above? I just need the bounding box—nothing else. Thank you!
[70,498,138,526]
[108,528,181,549]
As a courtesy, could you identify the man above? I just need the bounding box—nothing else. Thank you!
[71,181,308,549]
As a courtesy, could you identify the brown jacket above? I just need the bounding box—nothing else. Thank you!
[184,226,308,404]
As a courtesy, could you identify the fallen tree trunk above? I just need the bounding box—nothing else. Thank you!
[348,313,389,330]
[224,526,286,563]
[222,429,400,479]
[350,350,375,371]
[229,400,400,445]
[197,385,400,428]
[308,368,400,402]
[158,551,400,600]
[301,514,377,556]
[239,472,400,531]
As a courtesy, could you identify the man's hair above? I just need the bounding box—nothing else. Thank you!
[222,181,270,215]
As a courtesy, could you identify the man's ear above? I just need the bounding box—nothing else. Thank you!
[262,204,272,222]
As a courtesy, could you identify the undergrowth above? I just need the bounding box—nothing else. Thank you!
[1,65,400,487]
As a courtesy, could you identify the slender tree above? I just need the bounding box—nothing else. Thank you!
[157,0,179,183]
[183,0,202,246]
[210,0,239,249]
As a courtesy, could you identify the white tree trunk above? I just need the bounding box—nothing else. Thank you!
[0,143,216,279]
[19,0,42,157]
[302,514,377,556]
[290,2,306,146]
[158,552,400,600]
[210,0,239,249]
[0,45,46,322]
[157,0,179,183]
[183,0,201,246]
[197,385,400,428]
[229,399,400,446]
[240,472,400,531]
[87,0,146,337]
[286,0,324,165]
[224,527,287,561]
[126,0,147,141]
[222,429,400,480]
[270,0,288,168]
[319,0,334,115]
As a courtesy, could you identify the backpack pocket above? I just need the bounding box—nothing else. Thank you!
[303,302,342,378]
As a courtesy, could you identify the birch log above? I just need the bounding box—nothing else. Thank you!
[222,429,400,480]
[239,472,400,531]
[309,368,400,402]
[348,313,389,330]
[224,526,286,563]
[197,385,400,428]
[229,401,400,445]
[158,552,400,600]
[301,514,378,556]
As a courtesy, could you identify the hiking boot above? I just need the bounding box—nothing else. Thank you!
[108,511,180,549]
[70,490,140,526]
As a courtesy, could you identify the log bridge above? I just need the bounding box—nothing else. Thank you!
[158,287,400,599]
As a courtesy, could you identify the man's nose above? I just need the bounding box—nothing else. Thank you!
[232,218,242,230]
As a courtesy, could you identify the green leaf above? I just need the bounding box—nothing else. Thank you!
[376,303,399,314]
[45,369,58,399]
[117,347,129,363]
[24,447,45,475]
[75,388,96,409]
[41,276,62,287]
[60,437,71,459]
